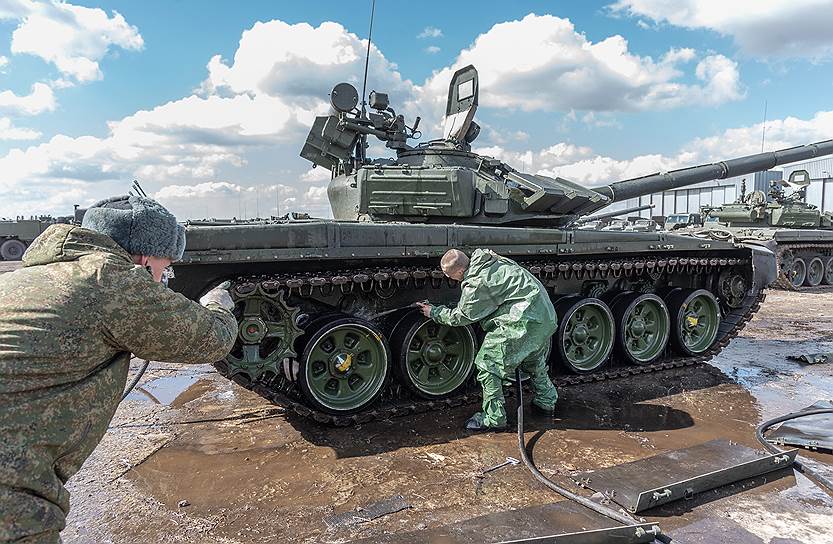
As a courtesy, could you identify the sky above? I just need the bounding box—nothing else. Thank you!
[1,0,832,220]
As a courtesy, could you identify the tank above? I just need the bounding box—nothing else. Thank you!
[691,171,833,289]
[169,65,833,425]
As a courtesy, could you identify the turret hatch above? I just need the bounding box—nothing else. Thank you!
[443,65,479,143]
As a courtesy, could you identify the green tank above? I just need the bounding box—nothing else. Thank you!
[693,171,833,289]
[170,65,833,425]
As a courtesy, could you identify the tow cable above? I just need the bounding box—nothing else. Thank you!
[513,367,674,544]
[755,407,833,494]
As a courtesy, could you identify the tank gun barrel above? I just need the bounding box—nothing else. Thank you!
[592,139,833,203]
[574,204,655,225]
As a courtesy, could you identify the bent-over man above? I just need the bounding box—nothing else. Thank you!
[0,195,237,543]
[417,248,558,431]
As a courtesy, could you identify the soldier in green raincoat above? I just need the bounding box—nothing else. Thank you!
[417,248,558,430]
[0,195,237,543]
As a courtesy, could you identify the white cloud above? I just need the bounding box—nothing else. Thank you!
[0,117,41,140]
[425,45,441,54]
[0,82,55,115]
[2,0,143,83]
[611,0,833,59]
[417,26,443,39]
[419,14,744,115]
[0,56,8,71]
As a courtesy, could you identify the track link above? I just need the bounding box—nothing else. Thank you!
[214,255,763,426]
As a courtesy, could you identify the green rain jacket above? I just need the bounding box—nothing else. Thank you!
[429,249,557,377]
[0,224,237,542]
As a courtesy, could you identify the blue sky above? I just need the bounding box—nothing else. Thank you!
[1,0,832,219]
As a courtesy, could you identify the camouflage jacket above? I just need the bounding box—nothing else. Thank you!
[0,224,236,541]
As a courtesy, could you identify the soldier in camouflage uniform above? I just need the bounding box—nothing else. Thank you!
[0,196,237,543]
[417,248,559,431]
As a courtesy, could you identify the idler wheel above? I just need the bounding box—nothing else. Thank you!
[554,296,615,374]
[391,311,477,399]
[610,292,670,365]
[824,257,833,286]
[805,257,824,287]
[665,289,720,356]
[299,316,390,414]
[789,257,807,289]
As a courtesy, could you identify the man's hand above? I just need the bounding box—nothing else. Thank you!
[200,282,234,311]
[416,302,432,318]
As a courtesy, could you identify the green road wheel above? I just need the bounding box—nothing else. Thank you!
[392,311,476,399]
[299,317,389,414]
[824,258,833,286]
[805,257,824,287]
[555,297,615,374]
[789,258,807,289]
[611,293,670,365]
[666,289,721,356]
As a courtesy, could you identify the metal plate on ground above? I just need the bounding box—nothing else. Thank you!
[768,400,833,451]
[576,439,798,513]
[348,501,659,544]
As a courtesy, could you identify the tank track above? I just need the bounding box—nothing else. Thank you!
[214,255,763,426]
[772,243,833,290]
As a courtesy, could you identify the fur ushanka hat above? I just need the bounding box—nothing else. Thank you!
[82,195,186,261]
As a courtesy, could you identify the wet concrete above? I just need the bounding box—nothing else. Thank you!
[54,287,833,543]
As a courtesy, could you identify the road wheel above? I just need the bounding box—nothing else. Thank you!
[665,289,721,356]
[391,311,477,399]
[789,258,807,289]
[554,296,614,374]
[610,292,670,365]
[824,258,833,286]
[0,239,26,261]
[299,316,389,415]
[805,257,824,287]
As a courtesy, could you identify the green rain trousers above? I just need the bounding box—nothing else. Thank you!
[430,249,559,427]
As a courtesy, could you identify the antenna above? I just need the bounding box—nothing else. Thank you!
[360,0,376,120]
[760,99,767,152]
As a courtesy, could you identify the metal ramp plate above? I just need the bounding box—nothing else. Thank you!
[576,439,798,513]
[768,400,833,451]
[348,501,659,544]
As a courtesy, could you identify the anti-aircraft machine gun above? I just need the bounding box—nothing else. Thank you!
[171,65,833,424]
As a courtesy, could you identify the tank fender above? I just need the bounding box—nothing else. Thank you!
[740,242,777,289]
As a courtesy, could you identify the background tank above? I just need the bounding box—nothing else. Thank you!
[692,170,833,289]
[170,65,833,425]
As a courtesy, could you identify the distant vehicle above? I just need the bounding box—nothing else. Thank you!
[626,218,660,232]
[665,213,702,230]
[0,217,54,260]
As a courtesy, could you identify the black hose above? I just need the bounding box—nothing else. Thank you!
[514,368,673,543]
[121,358,150,401]
[755,407,833,494]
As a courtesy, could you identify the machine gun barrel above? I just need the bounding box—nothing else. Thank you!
[592,139,833,203]
[574,204,655,225]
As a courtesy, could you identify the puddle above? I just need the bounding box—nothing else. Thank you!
[126,375,211,406]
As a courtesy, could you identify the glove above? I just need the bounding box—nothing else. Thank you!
[200,283,234,311]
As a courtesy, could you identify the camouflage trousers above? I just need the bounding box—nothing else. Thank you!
[474,325,559,428]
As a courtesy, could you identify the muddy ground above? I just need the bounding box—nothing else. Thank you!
[3,255,832,543]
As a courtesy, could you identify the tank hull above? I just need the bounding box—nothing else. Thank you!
[170,220,775,425]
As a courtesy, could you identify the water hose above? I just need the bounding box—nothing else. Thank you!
[514,368,673,543]
[755,407,833,494]
[121,358,150,401]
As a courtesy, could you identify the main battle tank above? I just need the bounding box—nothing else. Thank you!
[170,65,833,425]
[693,171,833,289]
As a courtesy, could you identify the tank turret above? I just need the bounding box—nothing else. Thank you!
[302,65,833,228]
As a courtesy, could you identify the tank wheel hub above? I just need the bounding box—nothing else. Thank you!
[614,293,670,365]
[680,297,718,351]
[557,298,615,373]
[629,316,647,337]
[239,317,268,343]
